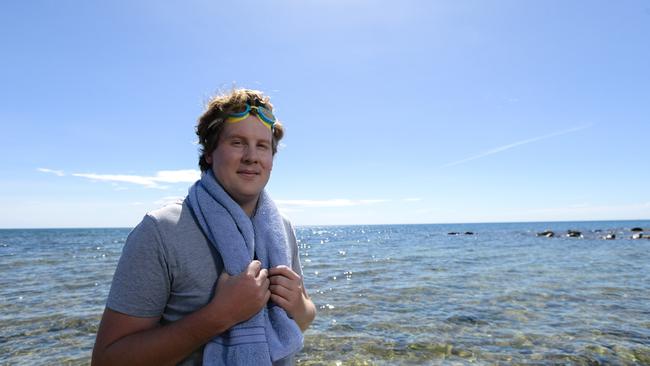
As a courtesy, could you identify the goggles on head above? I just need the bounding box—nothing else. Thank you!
[225,103,277,131]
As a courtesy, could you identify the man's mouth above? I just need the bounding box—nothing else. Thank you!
[237,170,259,178]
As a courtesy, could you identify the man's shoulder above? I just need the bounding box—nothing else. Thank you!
[125,200,187,247]
[145,199,186,227]
[146,198,208,243]
[280,214,295,233]
[279,214,298,246]
[280,214,291,227]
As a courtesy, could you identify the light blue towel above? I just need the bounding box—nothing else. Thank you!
[187,170,303,365]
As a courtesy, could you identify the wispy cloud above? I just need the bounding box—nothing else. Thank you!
[37,168,65,176]
[150,170,200,183]
[277,207,304,214]
[276,199,388,208]
[71,169,200,189]
[153,196,185,206]
[441,125,592,168]
[276,198,421,209]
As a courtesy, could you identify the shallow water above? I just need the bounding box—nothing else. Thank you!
[1,221,650,365]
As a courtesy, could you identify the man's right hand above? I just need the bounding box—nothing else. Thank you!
[92,261,271,366]
[210,260,271,326]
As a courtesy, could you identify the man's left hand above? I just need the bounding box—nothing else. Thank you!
[268,265,316,331]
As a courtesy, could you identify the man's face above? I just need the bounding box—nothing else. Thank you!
[206,115,274,210]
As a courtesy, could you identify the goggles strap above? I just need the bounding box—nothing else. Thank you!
[225,114,273,131]
[225,104,274,131]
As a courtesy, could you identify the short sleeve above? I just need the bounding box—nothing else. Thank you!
[283,218,304,280]
[107,215,171,318]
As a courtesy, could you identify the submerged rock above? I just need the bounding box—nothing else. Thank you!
[464,231,474,235]
[406,342,453,357]
[631,227,644,232]
[634,348,650,364]
[602,233,616,240]
[632,233,645,239]
[446,314,488,325]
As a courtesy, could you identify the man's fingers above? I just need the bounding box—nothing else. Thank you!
[247,260,262,276]
[268,265,288,275]
[218,272,231,282]
[268,265,300,280]
[270,275,302,290]
[258,268,269,278]
[270,284,293,299]
[270,275,289,287]
[270,294,289,309]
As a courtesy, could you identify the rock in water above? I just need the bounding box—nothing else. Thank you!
[566,230,583,238]
[537,230,555,238]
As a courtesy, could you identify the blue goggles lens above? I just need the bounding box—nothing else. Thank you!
[227,104,276,131]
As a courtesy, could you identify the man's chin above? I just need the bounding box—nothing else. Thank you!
[230,191,262,204]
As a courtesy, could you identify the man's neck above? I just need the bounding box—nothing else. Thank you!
[240,199,258,218]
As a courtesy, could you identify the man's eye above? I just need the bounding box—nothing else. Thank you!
[231,140,243,146]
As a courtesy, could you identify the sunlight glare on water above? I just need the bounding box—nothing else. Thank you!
[1,221,649,365]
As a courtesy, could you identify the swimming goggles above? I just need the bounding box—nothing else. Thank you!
[225,103,276,131]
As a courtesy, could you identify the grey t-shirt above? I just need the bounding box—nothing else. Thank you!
[107,200,303,365]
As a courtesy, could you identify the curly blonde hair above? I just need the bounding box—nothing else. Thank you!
[196,88,285,171]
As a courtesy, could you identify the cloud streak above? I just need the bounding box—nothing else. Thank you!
[71,169,200,188]
[276,198,421,208]
[37,168,65,176]
[276,199,388,208]
[441,125,592,168]
[36,168,200,189]
[153,196,185,206]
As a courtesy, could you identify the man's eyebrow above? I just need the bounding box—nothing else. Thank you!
[222,133,247,140]
[224,133,271,143]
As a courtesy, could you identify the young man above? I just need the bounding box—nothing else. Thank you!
[92,89,316,366]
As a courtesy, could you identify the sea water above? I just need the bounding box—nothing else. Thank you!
[1,221,649,365]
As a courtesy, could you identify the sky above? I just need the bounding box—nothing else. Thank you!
[1,0,649,228]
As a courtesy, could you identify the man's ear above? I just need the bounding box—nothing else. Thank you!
[205,152,212,165]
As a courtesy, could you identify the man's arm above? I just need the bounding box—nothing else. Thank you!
[268,265,317,331]
[92,261,270,366]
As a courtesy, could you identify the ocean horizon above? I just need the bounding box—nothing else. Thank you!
[3,217,649,230]
[2,219,649,365]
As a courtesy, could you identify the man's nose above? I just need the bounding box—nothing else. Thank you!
[242,146,258,163]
